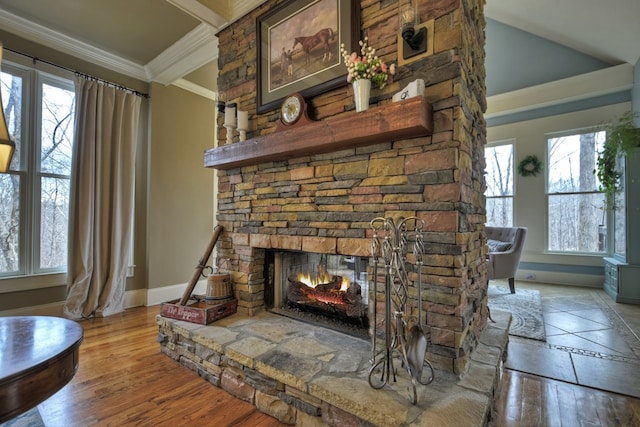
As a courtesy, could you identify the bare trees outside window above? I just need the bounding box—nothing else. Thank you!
[0,70,22,274]
[547,130,607,253]
[485,143,514,227]
[0,65,74,276]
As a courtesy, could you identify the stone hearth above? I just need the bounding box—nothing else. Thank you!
[157,311,509,426]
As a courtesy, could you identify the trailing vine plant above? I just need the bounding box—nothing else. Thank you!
[594,111,640,210]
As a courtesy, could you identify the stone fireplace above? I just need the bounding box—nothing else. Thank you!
[210,0,489,375]
[157,0,509,425]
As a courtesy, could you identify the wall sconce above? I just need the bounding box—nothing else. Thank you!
[0,42,15,173]
[399,2,427,60]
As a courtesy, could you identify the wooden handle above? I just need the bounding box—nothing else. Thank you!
[179,225,224,305]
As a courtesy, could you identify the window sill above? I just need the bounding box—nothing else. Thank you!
[0,272,67,294]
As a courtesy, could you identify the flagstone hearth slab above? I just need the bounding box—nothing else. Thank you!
[226,336,276,368]
[156,310,510,426]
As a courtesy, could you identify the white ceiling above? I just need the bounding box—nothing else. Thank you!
[0,0,637,91]
[485,0,640,66]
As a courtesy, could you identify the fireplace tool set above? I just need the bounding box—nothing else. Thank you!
[369,217,434,404]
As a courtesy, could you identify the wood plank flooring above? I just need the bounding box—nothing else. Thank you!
[37,305,640,426]
[495,370,640,427]
[39,306,285,427]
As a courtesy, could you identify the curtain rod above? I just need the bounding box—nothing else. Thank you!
[4,46,150,99]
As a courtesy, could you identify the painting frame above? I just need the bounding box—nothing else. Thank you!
[256,0,360,114]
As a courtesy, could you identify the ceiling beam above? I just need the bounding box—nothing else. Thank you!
[146,23,219,85]
[165,0,229,29]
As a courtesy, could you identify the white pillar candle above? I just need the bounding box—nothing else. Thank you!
[224,103,237,127]
[237,110,248,131]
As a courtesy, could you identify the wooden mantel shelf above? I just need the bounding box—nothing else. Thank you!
[204,96,433,170]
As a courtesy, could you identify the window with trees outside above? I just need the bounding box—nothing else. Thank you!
[547,130,607,253]
[485,142,514,227]
[0,63,75,277]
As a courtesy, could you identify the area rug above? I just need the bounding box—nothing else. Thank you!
[488,284,546,341]
[0,407,45,427]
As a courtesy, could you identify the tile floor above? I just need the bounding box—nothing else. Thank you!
[498,280,640,398]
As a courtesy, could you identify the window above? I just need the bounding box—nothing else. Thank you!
[0,62,75,276]
[547,130,606,253]
[485,143,514,227]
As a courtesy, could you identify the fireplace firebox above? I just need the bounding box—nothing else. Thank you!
[265,250,370,338]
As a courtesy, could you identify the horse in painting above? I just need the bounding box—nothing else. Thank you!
[292,28,335,64]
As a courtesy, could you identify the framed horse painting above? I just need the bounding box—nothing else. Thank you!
[256,0,360,114]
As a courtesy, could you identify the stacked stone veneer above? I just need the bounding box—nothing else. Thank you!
[213,0,488,375]
[156,309,510,426]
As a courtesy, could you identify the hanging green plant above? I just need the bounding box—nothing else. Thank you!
[517,155,543,177]
[595,110,640,210]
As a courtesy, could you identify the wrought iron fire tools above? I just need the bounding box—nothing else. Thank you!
[369,217,434,404]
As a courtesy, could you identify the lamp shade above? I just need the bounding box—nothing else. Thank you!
[0,133,15,173]
[0,41,16,173]
[399,3,416,31]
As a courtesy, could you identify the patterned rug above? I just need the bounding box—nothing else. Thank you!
[488,284,546,341]
[0,407,45,427]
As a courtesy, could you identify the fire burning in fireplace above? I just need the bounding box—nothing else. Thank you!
[288,264,361,309]
[293,265,350,290]
[268,252,370,338]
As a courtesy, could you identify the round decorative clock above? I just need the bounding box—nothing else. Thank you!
[280,93,305,126]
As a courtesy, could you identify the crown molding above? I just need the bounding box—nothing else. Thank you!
[229,0,269,22]
[145,23,219,85]
[0,8,148,81]
[165,0,229,29]
[0,8,220,85]
[172,78,218,101]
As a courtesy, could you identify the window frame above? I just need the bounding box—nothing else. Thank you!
[485,140,515,227]
[0,56,75,280]
[544,127,608,256]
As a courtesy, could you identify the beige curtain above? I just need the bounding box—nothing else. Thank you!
[64,78,141,319]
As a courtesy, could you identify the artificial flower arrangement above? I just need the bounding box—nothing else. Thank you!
[340,37,396,89]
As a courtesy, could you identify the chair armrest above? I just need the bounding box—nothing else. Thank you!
[487,250,520,278]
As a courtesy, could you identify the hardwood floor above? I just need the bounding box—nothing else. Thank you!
[38,305,640,426]
[39,306,285,427]
[496,370,640,427]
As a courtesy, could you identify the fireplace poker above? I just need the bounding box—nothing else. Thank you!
[370,223,380,365]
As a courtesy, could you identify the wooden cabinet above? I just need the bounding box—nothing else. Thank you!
[604,147,640,304]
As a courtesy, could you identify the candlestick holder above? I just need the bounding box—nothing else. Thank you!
[237,110,248,142]
[224,124,235,144]
[224,103,237,144]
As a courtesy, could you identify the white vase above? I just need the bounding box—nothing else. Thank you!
[353,79,371,112]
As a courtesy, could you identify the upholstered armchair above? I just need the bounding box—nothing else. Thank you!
[486,226,528,293]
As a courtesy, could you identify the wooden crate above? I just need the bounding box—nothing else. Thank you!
[160,297,237,325]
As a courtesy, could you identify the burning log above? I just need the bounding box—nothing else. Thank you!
[287,274,366,319]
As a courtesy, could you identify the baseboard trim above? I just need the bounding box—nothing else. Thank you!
[0,301,65,317]
[516,270,603,288]
[145,280,208,306]
[124,288,148,308]
[0,281,208,316]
